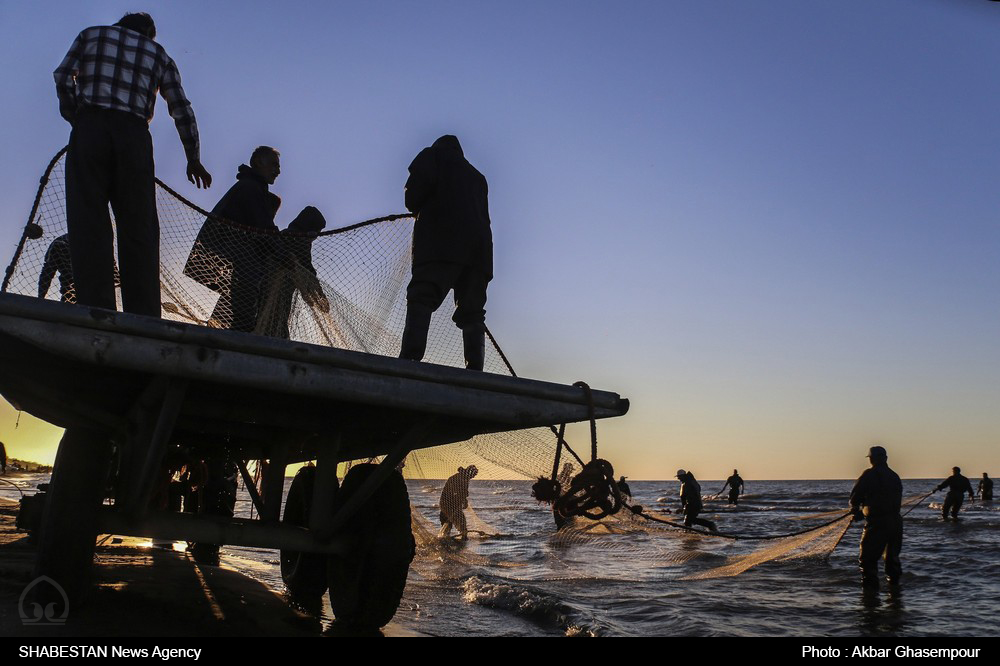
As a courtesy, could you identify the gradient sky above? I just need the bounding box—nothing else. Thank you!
[0,0,997,479]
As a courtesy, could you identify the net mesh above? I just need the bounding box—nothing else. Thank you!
[5,150,874,582]
[5,150,574,483]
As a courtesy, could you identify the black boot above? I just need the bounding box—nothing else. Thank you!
[400,305,432,361]
[462,325,485,371]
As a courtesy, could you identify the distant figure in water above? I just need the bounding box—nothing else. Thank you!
[552,463,576,529]
[935,467,975,519]
[617,476,631,501]
[400,135,493,371]
[849,446,903,591]
[0,440,7,474]
[676,469,717,533]
[720,469,745,505]
[439,465,479,539]
[978,473,993,501]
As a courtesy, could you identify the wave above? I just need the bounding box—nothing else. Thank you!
[461,575,605,636]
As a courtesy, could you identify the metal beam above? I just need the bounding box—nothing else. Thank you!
[98,508,357,555]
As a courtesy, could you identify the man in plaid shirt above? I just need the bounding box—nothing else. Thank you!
[54,12,212,317]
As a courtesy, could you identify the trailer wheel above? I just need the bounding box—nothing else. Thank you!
[32,428,112,614]
[280,466,330,602]
[327,463,415,633]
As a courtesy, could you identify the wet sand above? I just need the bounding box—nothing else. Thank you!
[0,497,416,637]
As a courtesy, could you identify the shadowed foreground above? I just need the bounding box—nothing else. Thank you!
[0,498,414,637]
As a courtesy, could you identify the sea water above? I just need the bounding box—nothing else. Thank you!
[4,476,998,637]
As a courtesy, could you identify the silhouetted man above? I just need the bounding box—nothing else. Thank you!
[935,467,975,520]
[0,440,6,475]
[617,476,632,500]
[721,469,745,505]
[979,473,993,501]
[400,135,492,370]
[849,446,903,590]
[676,469,717,533]
[204,146,281,331]
[55,12,211,317]
[439,465,479,539]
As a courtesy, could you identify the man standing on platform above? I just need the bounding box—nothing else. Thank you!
[400,135,492,370]
[849,446,903,591]
[55,12,211,317]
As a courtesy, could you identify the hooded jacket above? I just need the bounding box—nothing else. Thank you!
[210,165,279,232]
[404,135,493,278]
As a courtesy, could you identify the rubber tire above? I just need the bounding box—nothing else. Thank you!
[280,466,330,601]
[327,463,415,632]
[32,428,112,614]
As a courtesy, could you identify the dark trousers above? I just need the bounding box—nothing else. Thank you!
[65,108,161,317]
[942,492,964,519]
[406,261,489,328]
[401,262,489,366]
[859,517,903,587]
[684,508,716,531]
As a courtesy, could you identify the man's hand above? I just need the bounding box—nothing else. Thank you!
[187,160,212,189]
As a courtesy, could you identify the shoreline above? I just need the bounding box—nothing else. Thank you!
[0,497,419,637]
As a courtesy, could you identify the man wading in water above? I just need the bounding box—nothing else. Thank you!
[849,446,903,591]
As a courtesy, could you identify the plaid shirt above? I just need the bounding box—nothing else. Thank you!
[54,25,201,161]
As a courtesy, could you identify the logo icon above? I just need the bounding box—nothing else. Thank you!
[19,576,69,625]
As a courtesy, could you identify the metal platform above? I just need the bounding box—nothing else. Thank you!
[0,293,628,463]
[0,292,629,560]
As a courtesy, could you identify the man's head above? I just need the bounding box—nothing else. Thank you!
[953,466,961,475]
[676,469,687,480]
[465,465,479,479]
[867,446,888,465]
[115,13,156,39]
[250,146,281,185]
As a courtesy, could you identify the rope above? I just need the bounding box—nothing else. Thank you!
[157,174,413,239]
[630,502,853,541]
[573,381,598,462]
[0,477,25,499]
[550,423,566,481]
[317,213,413,236]
[901,490,935,517]
[2,147,68,293]
[637,491,928,541]
[485,325,586,467]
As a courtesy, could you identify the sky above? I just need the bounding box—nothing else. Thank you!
[0,0,998,479]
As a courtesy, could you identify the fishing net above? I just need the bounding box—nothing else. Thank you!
[678,492,932,580]
[4,149,575,479]
[3,149,885,582]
